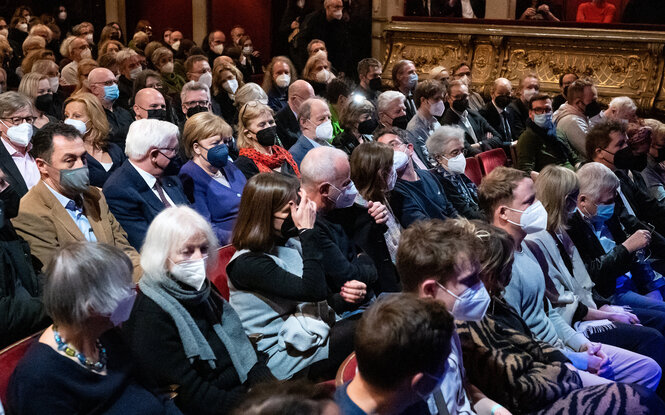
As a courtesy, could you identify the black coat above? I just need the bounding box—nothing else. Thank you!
[0,140,29,197]
[615,169,665,238]
[274,105,300,149]
[478,101,520,142]
[440,107,503,156]
[508,99,529,138]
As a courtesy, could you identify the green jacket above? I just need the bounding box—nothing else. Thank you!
[516,121,579,173]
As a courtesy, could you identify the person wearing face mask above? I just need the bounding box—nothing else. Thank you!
[60,36,93,86]
[151,47,186,100]
[212,62,244,127]
[235,35,262,81]
[643,119,665,201]
[481,166,663,392]
[263,56,297,113]
[586,120,665,240]
[274,80,315,150]
[427,125,482,219]
[290,98,336,166]
[516,94,579,174]
[103,119,190,250]
[553,78,599,159]
[87,68,135,151]
[17,72,57,129]
[64,93,126,187]
[455,220,665,415]
[479,77,520,142]
[7,242,183,415]
[0,167,49,349]
[229,172,362,380]
[442,80,503,157]
[349,142,403,293]
[115,49,142,111]
[234,101,300,179]
[553,72,579,112]
[509,74,541,138]
[122,206,274,414]
[406,80,444,165]
[179,113,246,245]
[12,123,140,278]
[0,92,39,197]
[391,60,419,123]
[334,294,454,415]
[204,30,226,64]
[376,91,411,131]
[451,63,485,112]
[332,96,377,156]
[300,146,378,315]
[354,58,383,105]
[375,128,458,227]
[133,87,170,123]
[595,96,639,126]
[302,53,335,96]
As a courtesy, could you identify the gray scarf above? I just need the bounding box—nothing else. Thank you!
[138,276,257,383]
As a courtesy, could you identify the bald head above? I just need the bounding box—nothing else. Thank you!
[134,88,166,120]
[301,146,350,190]
[288,80,315,113]
[491,77,513,104]
[88,68,117,106]
[213,55,234,68]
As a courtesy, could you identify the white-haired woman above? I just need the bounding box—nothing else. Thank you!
[7,242,182,414]
[123,206,274,414]
[426,125,482,219]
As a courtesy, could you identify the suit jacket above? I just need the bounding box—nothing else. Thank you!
[102,160,190,250]
[479,101,519,142]
[11,181,141,280]
[179,160,246,246]
[289,134,316,167]
[441,107,503,156]
[274,105,300,150]
[615,169,665,237]
[508,99,530,138]
[0,141,29,197]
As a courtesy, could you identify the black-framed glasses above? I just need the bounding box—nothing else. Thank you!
[184,100,209,108]
[3,116,36,125]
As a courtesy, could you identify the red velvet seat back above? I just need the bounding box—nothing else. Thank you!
[335,352,357,387]
[476,148,508,176]
[208,245,236,301]
[464,157,483,186]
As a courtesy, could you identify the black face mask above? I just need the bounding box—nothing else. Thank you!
[584,100,602,118]
[256,125,278,147]
[452,98,469,113]
[613,146,648,171]
[494,95,511,109]
[280,212,299,239]
[157,151,181,176]
[186,105,208,118]
[391,115,409,130]
[147,108,168,121]
[358,118,379,135]
[368,77,382,92]
[35,93,53,113]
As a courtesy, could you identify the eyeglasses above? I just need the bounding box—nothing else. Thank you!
[443,148,467,158]
[185,100,209,108]
[3,116,36,125]
[147,83,163,89]
[239,100,264,121]
[158,147,178,158]
[92,80,117,87]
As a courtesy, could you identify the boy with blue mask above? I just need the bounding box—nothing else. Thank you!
[516,94,579,174]
[397,218,510,415]
[481,166,662,392]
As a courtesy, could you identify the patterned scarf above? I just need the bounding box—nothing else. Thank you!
[239,146,301,177]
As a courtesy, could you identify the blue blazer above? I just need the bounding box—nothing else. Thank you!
[179,160,246,245]
[87,143,126,188]
[102,160,190,249]
[288,134,315,168]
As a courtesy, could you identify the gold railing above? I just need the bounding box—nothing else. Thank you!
[380,19,665,115]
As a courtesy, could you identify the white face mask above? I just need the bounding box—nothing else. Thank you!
[438,281,491,321]
[222,79,239,94]
[242,46,253,55]
[386,165,397,190]
[332,10,343,20]
[393,149,410,175]
[443,153,466,174]
[171,40,181,51]
[429,100,445,117]
[275,73,290,88]
[316,69,333,83]
[505,200,548,234]
[198,71,213,88]
[170,258,207,291]
[328,181,358,209]
[129,66,143,80]
[64,118,88,135]
[17,23,28,33]
[212,44,224,55]
[522,88,537,102]
[314,120,333,140]
[48,76,59,93]
[161,62,174,74]
[2,121,33,147]
[85,33,93,44]
[0,29,8,38]
[58,11,67,20]
[80,48,92,60]
[109,290,136,326]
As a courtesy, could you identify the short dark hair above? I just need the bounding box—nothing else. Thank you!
[231,379,334,415]
[373,125,408,144]
[528,94,551,110]
[559,72,578,87]
[397,218,484,292]
[414,79,445,109]
[355,293,454,390]
[451,62,470,75]
[184,54,208,73]
[566,78,594,103]
[325,77,350,104]
[585,119,627,161]
[29,122,82,163]
[357,57,381,79]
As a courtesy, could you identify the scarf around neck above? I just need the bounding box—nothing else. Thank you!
[239,146,301,177]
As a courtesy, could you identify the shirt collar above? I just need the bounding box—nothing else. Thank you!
[44,181,76,210]
[492,101,504,114]
[129,160,157,189]
[1,136,32,156]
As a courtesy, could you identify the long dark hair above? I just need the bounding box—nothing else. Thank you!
[350,141,393,206]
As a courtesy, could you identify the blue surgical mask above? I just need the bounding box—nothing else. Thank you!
[593,202,615,223]
[104,84,120,101]
[407,73,418,89]
[533,112,553,129]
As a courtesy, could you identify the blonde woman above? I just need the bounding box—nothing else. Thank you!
[64,92,126,186]
[18,72,56,128]
[179,112,246,244]
[234,100,299,179]
[212,62,244,126]
[302,53,334,96]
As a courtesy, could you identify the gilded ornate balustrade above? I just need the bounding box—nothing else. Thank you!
[380,18,665,115]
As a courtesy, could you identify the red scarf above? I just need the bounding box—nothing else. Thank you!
[239,146,301,177]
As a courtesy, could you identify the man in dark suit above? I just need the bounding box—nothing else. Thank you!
[479,77,520,142]
[391,60,418,123]
[274,80,315,150]
[103,119,190,250]
[509,74,540,138]
[441,80,503,156]
[289,98,334,166]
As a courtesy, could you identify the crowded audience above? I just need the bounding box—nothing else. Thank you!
[3,3,665,415]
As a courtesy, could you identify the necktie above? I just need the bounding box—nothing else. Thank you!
[432,388,450,415]
[501,112,512,141]
[154,179,172,208]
